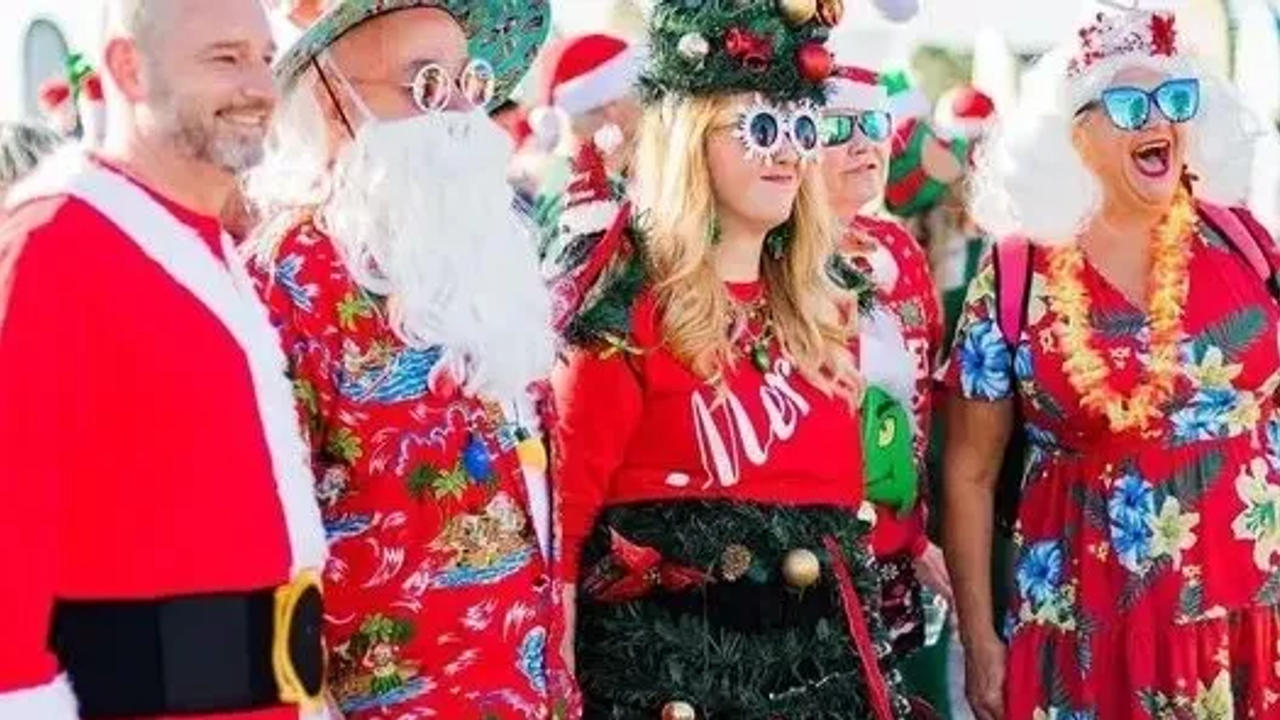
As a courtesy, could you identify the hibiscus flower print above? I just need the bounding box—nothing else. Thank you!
[1266,415,1280,472]
[1232,457,1280,571]
[1108,470,1155,573]
[1016,540,1064,609]
[1148,496,1199,569]
[960,319,1012,400]
[1193,669,1232,720]
[1184,345,1244,389]
[1015,340,1033,381]
[1224,392,1261,436]
[1170,388,1236,444]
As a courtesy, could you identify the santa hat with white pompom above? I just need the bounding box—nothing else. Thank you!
[528,33,644,154]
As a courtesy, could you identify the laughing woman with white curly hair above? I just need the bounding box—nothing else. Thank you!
[939,4,1280,718]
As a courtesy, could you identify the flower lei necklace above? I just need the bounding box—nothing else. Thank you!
[1046,185,1195,433]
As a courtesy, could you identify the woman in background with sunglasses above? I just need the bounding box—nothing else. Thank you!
[544,1,911,718]
[940,5,1274,719]
[821,64,953,707]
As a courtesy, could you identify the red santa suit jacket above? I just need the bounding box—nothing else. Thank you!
[0,151,326,719]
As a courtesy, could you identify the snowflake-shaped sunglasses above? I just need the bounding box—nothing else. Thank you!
[733,96,822,164]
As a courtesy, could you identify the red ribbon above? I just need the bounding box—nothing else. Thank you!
[583,529,711,602]
[723,27,773,71]
[823,535,896,720]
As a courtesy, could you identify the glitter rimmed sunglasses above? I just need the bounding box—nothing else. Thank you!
[820,110,893,147]
[733,97,822,164]
[1076,78,1200,131]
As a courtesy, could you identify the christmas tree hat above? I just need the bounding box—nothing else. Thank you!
[638,0,846,105]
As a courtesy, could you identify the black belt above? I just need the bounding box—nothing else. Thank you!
[49,576,324,719]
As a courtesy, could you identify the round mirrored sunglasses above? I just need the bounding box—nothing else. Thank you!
[407,58,497,113]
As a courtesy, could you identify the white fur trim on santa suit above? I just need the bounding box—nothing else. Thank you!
[859,306,918,437]
[828,81,889,113]
[0,674,77,719]
[553,44,645,116]
[10,149,327,580]
[559,198,621,237]
[8,152,331,719]
[934,115,989,140]
[77,99,106,149]
[889,88,932,124]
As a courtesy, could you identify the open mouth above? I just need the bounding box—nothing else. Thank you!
[1131,139,1172,178]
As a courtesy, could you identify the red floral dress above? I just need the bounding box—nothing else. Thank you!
[255,222,577,720]
[942,215,1280,718]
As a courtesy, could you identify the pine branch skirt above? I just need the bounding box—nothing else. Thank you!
[574,500,912,719]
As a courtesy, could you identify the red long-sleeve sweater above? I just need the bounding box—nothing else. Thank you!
[553,283,868,581]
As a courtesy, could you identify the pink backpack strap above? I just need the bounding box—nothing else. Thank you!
[1199,200,1272,282]
[993,236,1033,348]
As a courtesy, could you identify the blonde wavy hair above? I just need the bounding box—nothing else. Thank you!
[632,94,860,401]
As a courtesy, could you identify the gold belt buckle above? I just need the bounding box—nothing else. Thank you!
[272,569,327,710]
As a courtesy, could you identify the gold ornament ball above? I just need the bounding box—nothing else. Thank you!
[778,0,818,24]
[661,700,697,720]
[782,548,822,588]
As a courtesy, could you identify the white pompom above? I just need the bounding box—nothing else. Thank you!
[873,0,922,23]
[592,122,624,156]
[528,106,563,152]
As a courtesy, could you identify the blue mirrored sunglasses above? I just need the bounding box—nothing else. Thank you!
[820,110,893,147]
[1077,78,1200,131]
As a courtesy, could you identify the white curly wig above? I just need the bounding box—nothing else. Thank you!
[970,12,1262,244]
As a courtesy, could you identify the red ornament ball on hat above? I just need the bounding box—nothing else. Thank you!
[724,27,774,71]
[797,43,833,82]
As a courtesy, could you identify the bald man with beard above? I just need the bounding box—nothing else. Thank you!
[0,1,328,718]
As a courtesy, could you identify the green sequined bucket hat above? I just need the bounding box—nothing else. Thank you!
[273,0,550,112]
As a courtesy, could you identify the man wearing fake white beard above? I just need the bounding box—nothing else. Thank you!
[242,3,580,719]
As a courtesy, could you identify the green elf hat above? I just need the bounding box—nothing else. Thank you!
[273,0,550,112]
[638,0,847,106]
[883,70,969,218]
